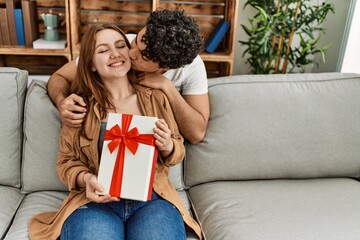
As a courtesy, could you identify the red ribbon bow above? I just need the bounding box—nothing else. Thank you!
[104,114,157,199]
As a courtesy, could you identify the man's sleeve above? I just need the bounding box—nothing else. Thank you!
[181,55,208,95]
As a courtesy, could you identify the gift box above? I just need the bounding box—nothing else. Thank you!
[97,113,158,201]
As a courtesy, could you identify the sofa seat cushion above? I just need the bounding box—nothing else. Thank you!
[3,190,195,240]
[0,186,24,239]
[188,178,360,240]
[4,191,67,240]
[0,190,197,240]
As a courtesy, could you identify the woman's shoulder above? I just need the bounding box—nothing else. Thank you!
[135,84,167,100]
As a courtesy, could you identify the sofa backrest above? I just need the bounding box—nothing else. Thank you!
[185,73,360,187]
[21,80,65,193]
[0,68,27,188]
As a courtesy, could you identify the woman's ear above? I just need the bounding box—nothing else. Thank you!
[90,64,96,72]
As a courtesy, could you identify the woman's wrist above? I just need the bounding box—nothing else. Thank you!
[80,171,89,187]
[160,140,174,158]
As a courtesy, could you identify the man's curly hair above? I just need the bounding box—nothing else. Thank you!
[141,9,204,69]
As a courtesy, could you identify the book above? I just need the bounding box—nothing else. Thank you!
[33,38,67,49]
[5,0,21,45]
[21,0,38,46]
[0,22,3,45]
[0,8,11,45]
[97,113,158,201]
[14,8,24,45]
[205,20,230,53]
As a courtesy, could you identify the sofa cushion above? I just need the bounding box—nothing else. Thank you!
[4,190,195,240]
[4,191,67,240]
[0,186,24,239]
[168,161,185,190]
[21,80,66,193]
[188,178,360,240]
[0,68,27,187]
[185,73,360,187]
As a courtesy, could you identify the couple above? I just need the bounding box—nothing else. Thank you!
[29,10,209,240]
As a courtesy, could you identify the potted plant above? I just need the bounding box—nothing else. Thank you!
[240,0,334,74]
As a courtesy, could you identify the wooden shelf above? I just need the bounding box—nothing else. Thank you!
[201,52,234,62]
[0,0,71,73]
[69,0,238,77]
[1,0,238,77]
[0,46,71,58]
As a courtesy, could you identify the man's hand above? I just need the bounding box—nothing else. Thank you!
[59,94,87,128]
[136,72,170,91]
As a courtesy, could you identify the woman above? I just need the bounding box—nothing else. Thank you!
[29,24,202,240]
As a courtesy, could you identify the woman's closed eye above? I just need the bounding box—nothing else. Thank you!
[115,43,126,49]
[97,48,108,54]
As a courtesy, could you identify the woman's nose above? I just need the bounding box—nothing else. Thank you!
[110,50,120,59]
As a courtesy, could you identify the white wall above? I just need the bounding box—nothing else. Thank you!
[340,0,360,73]
[233,1,257,75]
[233,0,352,75]
[314,0,352,73]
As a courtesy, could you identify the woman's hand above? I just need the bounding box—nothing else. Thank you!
[154,119,174,157]
[83,173,119,203]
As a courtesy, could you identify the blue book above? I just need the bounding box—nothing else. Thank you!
[205,20,230,53]
[14,8,25,46]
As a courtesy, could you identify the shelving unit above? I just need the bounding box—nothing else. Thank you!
[0,0,238,77]
[0,0,70,74]
[69,0,152,59]
[154,0,239,78]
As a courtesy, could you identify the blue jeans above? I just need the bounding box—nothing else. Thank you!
[60,192,186,240]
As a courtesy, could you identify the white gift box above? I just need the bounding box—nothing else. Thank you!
[97,113,158,201]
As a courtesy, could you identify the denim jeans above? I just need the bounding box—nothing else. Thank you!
[60,192,186,240]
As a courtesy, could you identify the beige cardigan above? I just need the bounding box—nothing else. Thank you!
[29,85,202,240]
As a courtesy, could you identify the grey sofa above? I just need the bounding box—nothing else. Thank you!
[1,67,360,240]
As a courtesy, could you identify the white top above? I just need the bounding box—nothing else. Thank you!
[77,34,208,95]
[163,55,208,95]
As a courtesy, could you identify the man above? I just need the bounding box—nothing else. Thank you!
[47,9,210,144]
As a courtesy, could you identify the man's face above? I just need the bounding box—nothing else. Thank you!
[129,27,161,72]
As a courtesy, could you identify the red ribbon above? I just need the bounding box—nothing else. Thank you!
[104,114,158,199]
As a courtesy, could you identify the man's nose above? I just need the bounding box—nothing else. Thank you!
[128,48,137,60]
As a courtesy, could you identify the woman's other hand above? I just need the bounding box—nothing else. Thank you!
[83,173,119,203]
[154,119,174,157]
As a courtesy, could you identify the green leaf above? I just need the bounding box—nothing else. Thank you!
[241,0,334,74]
[241,24,252,36]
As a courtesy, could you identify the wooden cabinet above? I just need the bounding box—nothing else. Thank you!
[0,0,238,77]
[0,0,71,74]
[167,0,239,77]
[69,0,239,78]
[68,0,152,58]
